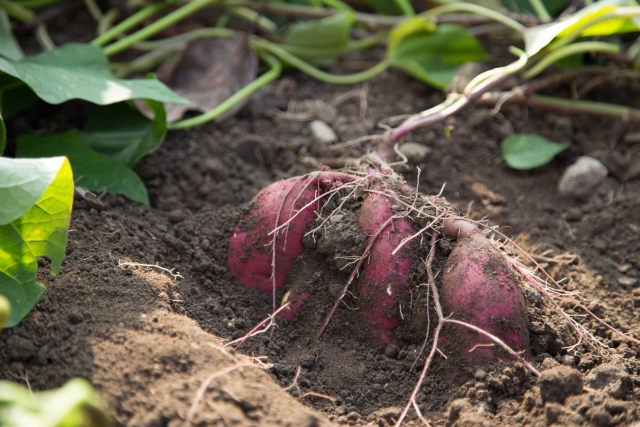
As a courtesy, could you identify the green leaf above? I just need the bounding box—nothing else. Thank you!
[0,9,25,60]
[501,134,569,169]
[281,12,354,65]
[0,157,72,328]
[1,81,39,120]
[0,115,5,155]
[387,22,487,89]
[500,0,567,16]
[0,43,187,105]
[0,157,67,225]
[524,0,639,56]
[366,0,402,14]
[16,130,149,204]
[80,100,166,167]
[0,378,114,427]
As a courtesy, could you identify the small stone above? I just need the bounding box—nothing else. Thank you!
[617,264,632,273]
[384,344,399,359]
[68,311,83,325]
[585,364,633,399]
[310,120,337,144]
[347,412,360,421]
[474,369,487,381]
[558,156,608,198]
[561,354,576,367]
[539,365,583,403]
[623,131,640,145]
[300,355,315,368]
[329,214,345,224]
[618,276,638,287]
[168,209,185,224]
[398,143,431,165]
[7,336,36,361]
[593,238,608,254]
[564,207,583,222]
[199,158,229,180]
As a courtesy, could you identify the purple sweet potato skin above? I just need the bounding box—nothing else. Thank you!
[358,181,413,348]
[227,172,354,293]
[440,219,530,368]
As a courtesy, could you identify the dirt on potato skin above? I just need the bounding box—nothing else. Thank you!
[2,57,640,427]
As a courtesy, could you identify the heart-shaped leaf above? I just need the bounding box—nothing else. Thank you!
[0,9,24,60]
[387,21,486,89]
[501,134,569,169]
[17,130,149,204]
[0,43,187,105]
[281,12,354,65]
[0,157,73,328]
[80,99,166,167]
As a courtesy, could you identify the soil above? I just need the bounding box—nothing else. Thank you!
[3,31,640,427]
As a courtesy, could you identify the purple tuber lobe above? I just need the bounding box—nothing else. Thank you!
[227,172,353,293]
[358,181,413,348]
[440,218,531,369]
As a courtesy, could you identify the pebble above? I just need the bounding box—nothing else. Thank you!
[310,120,337,144]
[623,131,640,145]
[585,364,633,398]
[7,336,36,361]
[539,365,583,403]
[474,369,488,381]
[617,264,632,273]
[618,276,638,287]
[557,156,608,197]
[384,344,399,359]
[398,142,431,164]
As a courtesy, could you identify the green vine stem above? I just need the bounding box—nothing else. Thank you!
[477,93,640,123]
[253,39,390,84]
[420,3,526,34]
[528,0,551,22]
[523,41,620,79]
[91,2,168,46]
[11,0,66,8]
[228,6,277,33]
[321,0,353,12]
[167,51,282,129]
[393,0,415,16]
[132,27,234,50]
[0,0,34,22]
[102,0,222,56]
[281,32,386,59]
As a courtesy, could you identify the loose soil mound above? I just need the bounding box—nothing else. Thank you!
[2,69,640,426]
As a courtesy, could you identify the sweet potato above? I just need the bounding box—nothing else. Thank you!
[227,172,354,293]
[440,218,530,368]
[358,181,413,348]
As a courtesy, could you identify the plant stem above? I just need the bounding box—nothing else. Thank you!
[523,41,620,79]
[477,93,640,123]
[0,0,34,22]
[97,8,120,35]
[420,3,526,34]
[13,0,66,8]
[35,23,56,50]
[102,0,222,56]
[132,27,233,50]
[228,6,277,33]
[321,0,353,12]
[253,39,390,84]
[281,32,386,58]
[527,0,551,22]
[166,51,282,130]
[393,0,415,16]
[91,2,168,46]
[82,0,103,22]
